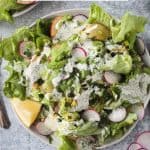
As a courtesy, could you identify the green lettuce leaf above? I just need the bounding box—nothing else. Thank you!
[73,122,101,136]
[111,12,147,48]
[48,42,71,70]
[102,53,132,74]
[88,3,113,28]
[0,27,35,61]
[59,136,76,150]
[0,9,13,22]
[3,70,26,100]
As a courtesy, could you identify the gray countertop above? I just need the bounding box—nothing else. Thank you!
[0,1,150,150]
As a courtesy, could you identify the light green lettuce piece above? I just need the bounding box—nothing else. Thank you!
[101,53,132,74]
[73,122,101,136]
[0,27,35,61]
[48,42,71,70]
[0,9,13,22]
[58,136,76,150]
[111,12,147,48]
[88,3,113,28]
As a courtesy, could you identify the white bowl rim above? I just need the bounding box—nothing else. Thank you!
[10,8,150,150]
[13,2,39,18]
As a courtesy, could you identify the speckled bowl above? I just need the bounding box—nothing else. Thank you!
[10,9,150,150]
[13,2,39,18]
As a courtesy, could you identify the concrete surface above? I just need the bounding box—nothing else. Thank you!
[0,1,150,150]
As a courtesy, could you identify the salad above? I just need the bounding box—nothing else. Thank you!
[0,0,36,22]
[0,4,150,150]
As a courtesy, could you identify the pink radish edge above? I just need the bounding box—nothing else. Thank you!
[73,14,88,22]
[131,104,145,120]
[127,142,143,150]
[72,47,87,58]
[135,131,150,150]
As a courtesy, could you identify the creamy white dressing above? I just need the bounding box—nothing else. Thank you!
[52,73,64,87]
[54,20,78,42]
[76,63,88,71]
[64,59,75,73]
[71,89,93,112]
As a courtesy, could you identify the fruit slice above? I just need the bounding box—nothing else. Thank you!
[82,109,100,122]
[50,16,62,37]
[11,98,41,127]
[108,107,126,122]
[104,71,121,84]
[136,131,150,150]
[72,47,87,59]
[127,142,143,150]
[35,122,52,135]
[73,14,87,22]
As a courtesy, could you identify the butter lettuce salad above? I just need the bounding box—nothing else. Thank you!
[0,0,36,22]
[0,4,150,150]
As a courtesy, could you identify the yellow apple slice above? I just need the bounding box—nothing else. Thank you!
[11,98,41,127]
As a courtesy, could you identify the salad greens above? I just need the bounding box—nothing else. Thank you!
[0,0,34,22]
[0,4,149,150]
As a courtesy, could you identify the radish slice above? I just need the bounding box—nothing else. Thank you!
[135,38,150,67]
[127,142,143,150]
[136,131,150,150]
[17,0,36,5]
[108,107,126,122]
[104,71,121,84]
[82,109,100,122]
[35,122,52,136]
[72,47,87,59]
[19,41,35,59]
[131,104,145,120]
[73,14,87,22]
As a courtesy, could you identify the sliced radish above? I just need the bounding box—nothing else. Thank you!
[127,142,143,150]
[136,131,150,150]
[82,109,100,122]
[35,122,52,136]
[73,14,87,23]
[131,104,145,120]
[72,47,87,59]
[19,41,35,59]
[135,38,150,67]
[44,113,59,132]
[108,107,126,122]
[104,71,121,84]
[17,0,36,5]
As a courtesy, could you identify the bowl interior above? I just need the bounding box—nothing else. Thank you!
[5,8,150,150]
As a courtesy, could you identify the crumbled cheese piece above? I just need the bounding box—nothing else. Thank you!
[76,63,88,71]
[71,89,92,112]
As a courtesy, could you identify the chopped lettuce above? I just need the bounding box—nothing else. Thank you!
[3,70,26,100]
[48,42,71,70]
[111,12,147,48]
[0,27,35,61]
[101,53,132,74]
[73,122,101,136]
[88,3,113,28]
[0,0,27,22]
[0,9,13,22]
[58,136,76,150]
